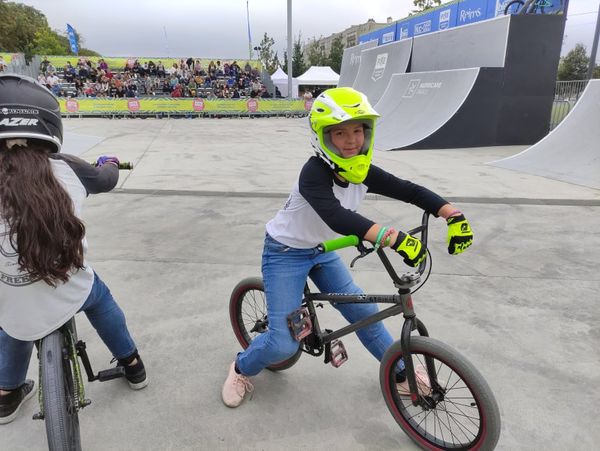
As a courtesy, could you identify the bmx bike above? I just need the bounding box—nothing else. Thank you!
[32,160,134,451]
[230,212,501,450]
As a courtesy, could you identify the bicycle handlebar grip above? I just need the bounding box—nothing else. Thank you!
[318,235,360,253]
[90,162,134,170]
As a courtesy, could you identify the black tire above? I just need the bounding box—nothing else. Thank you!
[504,0,524,14]
[380,337,501,450]
[229,277,302,371]
[40,330,82,451]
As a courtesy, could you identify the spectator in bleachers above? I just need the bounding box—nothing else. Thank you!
[97,58,109,72]
[0,56,6,73]
[63,62,76,83]
[45,62,56,76]
[156,61,165,78]
[208,61,216,80]
[39,57,50,74]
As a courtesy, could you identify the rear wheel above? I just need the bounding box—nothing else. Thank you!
[229,277,302,371]
[380,337,501,450]
[40,330,82,451]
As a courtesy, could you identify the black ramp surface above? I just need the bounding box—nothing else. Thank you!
[337,40,378,87]
[352,39,412,105]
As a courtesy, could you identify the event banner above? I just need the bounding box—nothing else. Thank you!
[59,98,312,115]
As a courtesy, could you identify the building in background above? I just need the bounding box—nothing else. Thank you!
[303,17,394,63]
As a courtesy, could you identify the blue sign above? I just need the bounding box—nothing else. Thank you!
[378,24,396,45]
[434,3,459,30]
[66,23,78,54]
[457,0,489,25]
[395,20,411,40]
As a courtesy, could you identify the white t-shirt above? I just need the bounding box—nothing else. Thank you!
[0,156,118,341]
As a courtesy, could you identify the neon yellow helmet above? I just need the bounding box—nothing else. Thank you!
[309,87,380,184]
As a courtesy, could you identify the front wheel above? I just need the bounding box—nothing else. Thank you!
[39,330,82,451]
[229,277,302,371]
[380,337,501,450]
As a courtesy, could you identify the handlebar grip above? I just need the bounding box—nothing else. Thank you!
[90,162,133,170]
[318,235,360,253]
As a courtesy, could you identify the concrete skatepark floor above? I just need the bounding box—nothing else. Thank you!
[3,118,599,450]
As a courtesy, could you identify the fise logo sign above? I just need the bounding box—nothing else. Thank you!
[439,9,451,30]
[371,53,388,82]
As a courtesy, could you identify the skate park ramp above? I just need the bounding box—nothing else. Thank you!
[488,80,600,190]
[374,67,504,150]
[411,15,509,72]
[351,39,412,105]
[337,40,377,87]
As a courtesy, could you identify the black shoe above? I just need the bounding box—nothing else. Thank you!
[118,352,148,390]
[0,380,35,425]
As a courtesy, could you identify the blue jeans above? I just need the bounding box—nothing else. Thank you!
[0,272,137,390]
[236,234,403,376]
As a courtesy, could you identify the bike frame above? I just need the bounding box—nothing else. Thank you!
[298,212,437,402]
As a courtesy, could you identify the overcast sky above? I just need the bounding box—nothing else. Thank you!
[12,0,600,62]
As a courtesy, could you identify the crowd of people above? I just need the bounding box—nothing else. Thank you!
[37,56,277,99]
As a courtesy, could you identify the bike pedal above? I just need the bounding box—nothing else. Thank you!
[97,366,126,381]
[287,307,312,341]
[330,339,348,368]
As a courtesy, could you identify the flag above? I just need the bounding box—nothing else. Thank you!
[66,24,79,55]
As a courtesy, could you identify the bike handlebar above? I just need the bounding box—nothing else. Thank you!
[318,212,431,278]
[90,162,134,170]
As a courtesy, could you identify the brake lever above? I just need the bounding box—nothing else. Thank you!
[350,242,375,268]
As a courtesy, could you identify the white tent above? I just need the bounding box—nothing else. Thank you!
[296,66,340,86]
[270,67,299,98]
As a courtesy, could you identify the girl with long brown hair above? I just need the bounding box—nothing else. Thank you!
[0,74,148,425]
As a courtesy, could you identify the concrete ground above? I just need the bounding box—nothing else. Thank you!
[4,117,600,451]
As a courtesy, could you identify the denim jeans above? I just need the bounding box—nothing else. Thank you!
[236,234,403,376]
[0,271,137,390]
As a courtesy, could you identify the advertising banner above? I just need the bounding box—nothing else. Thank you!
[457,0,490,25]
[377,24,396,45]
[59,98,309,115]
[395,20,411,40]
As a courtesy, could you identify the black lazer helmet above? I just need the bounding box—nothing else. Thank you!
[0,74,63,152]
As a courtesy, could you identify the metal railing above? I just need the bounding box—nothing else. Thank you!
[550,80,589,130]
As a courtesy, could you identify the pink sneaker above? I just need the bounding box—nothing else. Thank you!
[397,364,431,397]
[221,362,254,408]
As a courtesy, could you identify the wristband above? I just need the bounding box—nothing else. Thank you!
[447,209,462,218]
[374,226,388,250]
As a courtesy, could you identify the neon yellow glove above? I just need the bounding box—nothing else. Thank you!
[447,214,473,255]
[393,232,426,267]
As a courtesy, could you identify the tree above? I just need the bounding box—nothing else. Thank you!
[412,0,442,13]
[328,35,344,74]
[0,2,48,61]
[257,32,278,73]
[594,64,600,79]
[33,27,69,56]
[291,32,306,77]
[306,38,327,67]
[0,2,100,59]
[557,43,590,81]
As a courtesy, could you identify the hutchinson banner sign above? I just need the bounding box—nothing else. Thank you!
[58,98,311,115]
